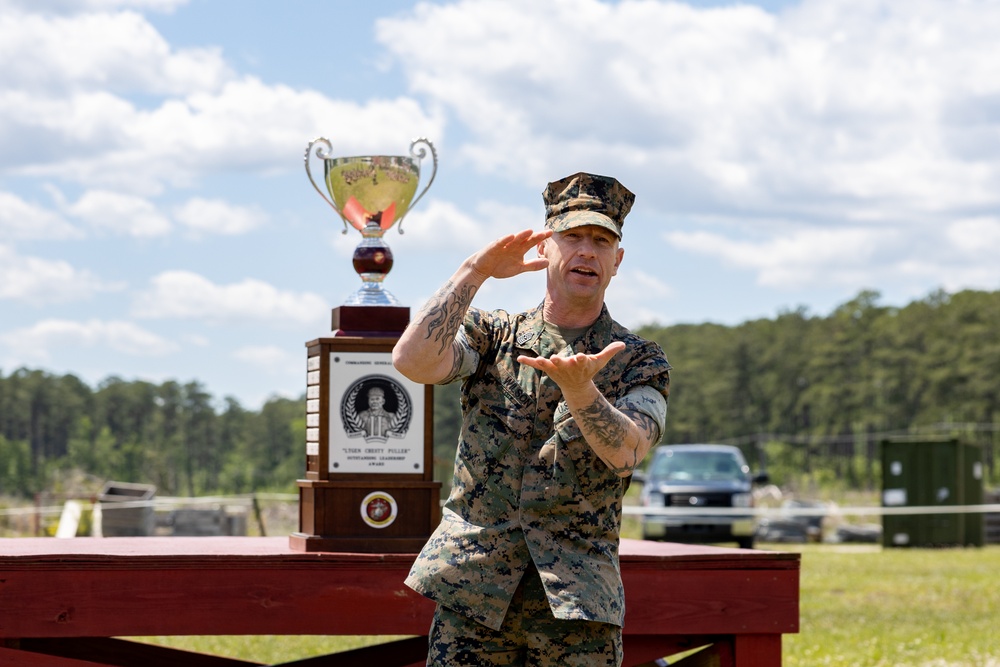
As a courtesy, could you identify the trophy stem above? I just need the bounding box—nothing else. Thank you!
[345,219,399,306]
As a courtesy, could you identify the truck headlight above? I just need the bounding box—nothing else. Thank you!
[644,492,664,507]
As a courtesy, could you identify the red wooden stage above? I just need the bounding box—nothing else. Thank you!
[0,537,799,666]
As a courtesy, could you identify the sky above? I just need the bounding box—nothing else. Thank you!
[2,0,999,410]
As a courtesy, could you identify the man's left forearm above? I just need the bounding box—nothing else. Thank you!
[565,385,660,477]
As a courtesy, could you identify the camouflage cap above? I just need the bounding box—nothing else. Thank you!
[543,172,635,239]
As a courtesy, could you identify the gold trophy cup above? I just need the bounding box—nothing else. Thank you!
[305,137,437,306]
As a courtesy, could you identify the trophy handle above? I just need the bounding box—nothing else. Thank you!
[305,137,350,234]
[399,137,438,234]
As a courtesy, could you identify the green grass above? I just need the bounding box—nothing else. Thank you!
[136,544,1000,666]
[783,544,1000,667]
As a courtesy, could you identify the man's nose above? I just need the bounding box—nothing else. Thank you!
[577,239,597,257]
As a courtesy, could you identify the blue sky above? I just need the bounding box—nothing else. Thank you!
[2,0,999,409]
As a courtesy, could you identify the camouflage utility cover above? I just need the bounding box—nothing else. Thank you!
[543,172,635,240]
[405,303,671,630]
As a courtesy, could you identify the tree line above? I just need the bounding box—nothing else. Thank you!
[2,288,998,500]
[0,375,304,498]
[635,288,1000,489]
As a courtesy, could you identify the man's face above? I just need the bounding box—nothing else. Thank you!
[368,390,385,410]
[538,225,624,305]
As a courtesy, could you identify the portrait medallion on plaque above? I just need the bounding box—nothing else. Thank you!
[330,353,424,474]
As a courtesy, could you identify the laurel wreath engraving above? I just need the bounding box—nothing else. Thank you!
[341,378,411,442]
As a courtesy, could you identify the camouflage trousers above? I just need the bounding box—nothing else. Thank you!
[425,564,623,666]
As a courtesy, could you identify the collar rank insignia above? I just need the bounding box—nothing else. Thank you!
[516,331,536,346]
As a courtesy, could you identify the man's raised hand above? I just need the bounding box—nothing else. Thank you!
[467,229,551,282]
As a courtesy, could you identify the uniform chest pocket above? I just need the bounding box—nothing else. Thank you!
[466,364,533,445]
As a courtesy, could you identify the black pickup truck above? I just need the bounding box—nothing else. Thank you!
[637,443,769,549]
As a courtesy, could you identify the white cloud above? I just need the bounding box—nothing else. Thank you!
[390,199,535,255]
[0,244,121,303]
[3,0,1000,407]
[67,189,172,237]
[232,345,295,375]
[0,6,444,194]
[174,197,267,236]
[182,332,210,347]
[606,269,676,328]
[2,1,189,12]
[665,226,897,288]
[0,318,177,362]
[5,80,443,195]
[133,270,328,326]
[0,191,82,240]
[666,211,1000,296]
[0,6,227,95]
[379,0,1000,224]
[945,217,1000,257]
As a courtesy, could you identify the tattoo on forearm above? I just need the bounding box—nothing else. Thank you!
[577,397,635,471]
[442,343,464,383]
[622,409,661,444]
[577,401,660,474]
[413,280,477,355]
[577,398,629,448]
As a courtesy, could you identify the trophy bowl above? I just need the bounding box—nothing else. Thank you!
[306,138,437,306]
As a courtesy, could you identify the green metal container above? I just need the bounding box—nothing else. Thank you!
[881,437,984,548]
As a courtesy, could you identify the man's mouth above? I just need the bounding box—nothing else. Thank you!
[571,267,598,277]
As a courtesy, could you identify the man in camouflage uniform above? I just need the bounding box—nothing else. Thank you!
[393,172,672,666]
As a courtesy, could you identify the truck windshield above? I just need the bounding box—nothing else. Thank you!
[651,450,747,482]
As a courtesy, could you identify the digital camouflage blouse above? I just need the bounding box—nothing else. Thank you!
[405,302,671,630]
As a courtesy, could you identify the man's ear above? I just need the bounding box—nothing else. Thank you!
[537,237,549,257]
[613,247,624,275]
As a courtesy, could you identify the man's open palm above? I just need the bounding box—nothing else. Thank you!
[518,341,625,393]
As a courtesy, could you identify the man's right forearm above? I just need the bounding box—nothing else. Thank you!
[394,229,549,383]
[392,262,485,384]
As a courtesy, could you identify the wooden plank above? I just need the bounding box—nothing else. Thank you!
[732,634,781,666]
[0,537,799,570]
[1,643,112,666]
[0,537,799,651]
[619,539,800,569]
[19,638,260,667]
[622,568,799,635]
[273,636,426,666]
[1,569,795,638]
[0,537,420,567]
[0,568,434,638]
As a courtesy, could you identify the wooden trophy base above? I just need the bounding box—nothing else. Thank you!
[294,303,440,554]
[290,478,442,553]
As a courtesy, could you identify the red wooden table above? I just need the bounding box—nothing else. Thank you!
[0,537,798,666]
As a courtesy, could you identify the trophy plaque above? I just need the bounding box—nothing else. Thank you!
[291,138,441,553]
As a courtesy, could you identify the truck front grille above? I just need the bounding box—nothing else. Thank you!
[667,493,732,508]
